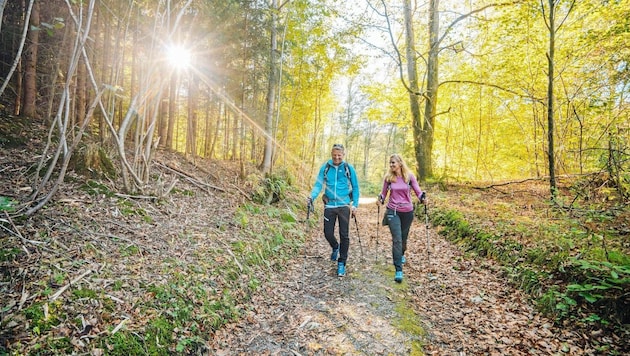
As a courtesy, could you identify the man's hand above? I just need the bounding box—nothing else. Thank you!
[307,197,313,206]
[351,206,357,217]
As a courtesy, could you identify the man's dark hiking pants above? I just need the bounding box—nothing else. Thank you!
[323,206,351,264]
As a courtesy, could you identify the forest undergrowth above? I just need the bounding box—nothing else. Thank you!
[430,179,629,352]
[1,116,628,355]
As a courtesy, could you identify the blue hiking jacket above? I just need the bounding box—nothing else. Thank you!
[310,160,360,208]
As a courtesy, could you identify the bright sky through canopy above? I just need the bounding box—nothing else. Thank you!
[166,44,191,69]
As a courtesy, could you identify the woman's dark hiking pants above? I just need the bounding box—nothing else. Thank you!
[385,209,414,272]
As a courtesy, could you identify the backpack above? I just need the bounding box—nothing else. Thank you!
[322,162,353,203]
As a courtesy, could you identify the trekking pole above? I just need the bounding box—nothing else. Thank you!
[421,192,436,280]
[302,200,315,291]
[352,213,364,261]
[375,203,380,263]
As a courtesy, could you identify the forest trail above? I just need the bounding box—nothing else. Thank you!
[210,198,589,355]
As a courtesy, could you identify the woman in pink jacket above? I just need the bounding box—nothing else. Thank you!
[377,154,426,283]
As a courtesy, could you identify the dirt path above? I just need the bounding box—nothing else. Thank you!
[210,199,591,355]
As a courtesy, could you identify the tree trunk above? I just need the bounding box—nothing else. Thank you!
[22,0,39,118]
[261,0,278,174]
[187,76,198,159]
[158,98,167,148]
[167,73,177,149]
[0,0,7,33]
[546,0,557,199]
[421,0,439,181]
[76,59,87,127]
[403,0,424,180]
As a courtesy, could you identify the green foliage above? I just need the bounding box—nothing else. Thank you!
[120,244,140,257]
[101,331,147,355]
[0,196,16,212]
[252,172,294,204]
[564,259,629,305]
[117,199,152,222]
[0,247,21,262]
[39,17,65,37]
[81,180,115,197]
[537,286,577,320]
[391,279,426,354]
[432,202,629,331]
[72,288,98,299]
[172,188,195,196]
[280,210,298,223]
[145,317,175,355]
[69,143,117,179]
[23,301,63,334]
[506,265,548,295]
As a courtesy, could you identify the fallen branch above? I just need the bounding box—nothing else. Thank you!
[230,183,252,201]
[3,211,46,246]
[110,318,129,335]
[154,161,225,192]
[473,177,547,190]
[114,193,156,200]
[220,240,243,272]
[50,269,93,301]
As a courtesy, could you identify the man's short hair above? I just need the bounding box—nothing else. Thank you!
[331,143,345,152]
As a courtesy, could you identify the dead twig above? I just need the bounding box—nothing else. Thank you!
[3,211,46,246]
[219,240,243,272]
[110,318,129,335]
[154,161,225,192]
[473,177,547,190]
[230,183,252,201]
[50,269,93,301]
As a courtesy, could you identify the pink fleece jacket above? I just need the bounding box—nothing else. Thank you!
[379,174,423,213]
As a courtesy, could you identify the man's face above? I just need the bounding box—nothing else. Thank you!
[331,149,344,165]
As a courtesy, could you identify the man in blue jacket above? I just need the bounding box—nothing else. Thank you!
[307,143,360,277]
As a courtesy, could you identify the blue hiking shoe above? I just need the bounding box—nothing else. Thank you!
[331,248,339,261]
[337,262,346,277]
[401,256,406,264]
[394,271,403,283]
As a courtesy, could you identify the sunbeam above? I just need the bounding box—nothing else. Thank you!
[166,44,192,70]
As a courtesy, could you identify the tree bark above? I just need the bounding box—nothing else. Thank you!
[402,0,425,181]
[545,0,557,199]
[187,76,198,159]
[421,0,439,182]
[0,0,7,33]
[22,0,39,118]
[262,0,278,174]
[167,73,177,149]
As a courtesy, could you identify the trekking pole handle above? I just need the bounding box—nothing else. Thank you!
[419,192,427,212]
[307,200,314,220]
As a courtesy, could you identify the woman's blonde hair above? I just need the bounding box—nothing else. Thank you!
[385,154,412,183]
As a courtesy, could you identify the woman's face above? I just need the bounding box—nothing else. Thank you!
[389,158,401,172]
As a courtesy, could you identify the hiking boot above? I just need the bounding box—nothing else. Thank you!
[337,262,346,277]
[331,248,339,261]
[394,271,403,283]
[401,256,406,264]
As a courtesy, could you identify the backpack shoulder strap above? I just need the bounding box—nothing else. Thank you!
[323,162,331,184]
[387,176,412,189]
